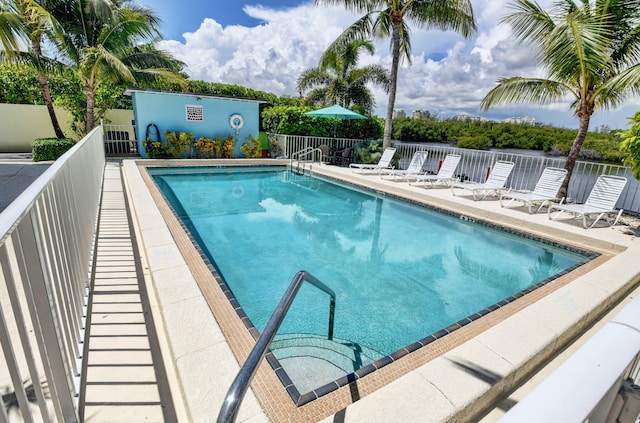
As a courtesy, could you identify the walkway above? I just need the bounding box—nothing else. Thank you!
[0,154,50,212]
[80,160,177,422]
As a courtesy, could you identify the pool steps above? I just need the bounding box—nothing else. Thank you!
[271,333,384,392]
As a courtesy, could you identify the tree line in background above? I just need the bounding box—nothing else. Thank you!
[3,0,640,181]
[392,116,624,163]
[0,0,183,137]
[0,61,625,163]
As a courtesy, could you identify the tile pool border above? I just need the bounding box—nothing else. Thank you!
[142,163,602,408]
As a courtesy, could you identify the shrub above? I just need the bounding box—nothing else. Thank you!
[145,140,168,159]
[31,138,76,162]
[194,136,220,158]
[164,131,194,158]
[261,105,383,139]
[620,111,640,178]
[268,136,283,157]
[353,139,389,164]
[240,135,262,158]
[220,134,235,158]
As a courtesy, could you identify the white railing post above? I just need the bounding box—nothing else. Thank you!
[0,126,105,422]
[274,134,640,213]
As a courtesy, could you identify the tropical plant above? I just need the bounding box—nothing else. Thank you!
[144,139,165,159]
[620,111,640,179]
[481,0,640,199]
[240,134,262,158]
[164,130,193,158]
[0,0,66,137]
[314,0,476,149]
[50,0,184,134]
[297,39,389,114]
[219,134,235,158]
[194,136,220,158]
[54,78,131,136]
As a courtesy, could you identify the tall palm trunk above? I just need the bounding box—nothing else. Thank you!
[32,40,65,138]
[559,109,592,200]
[85,81,96,134]
[383,19,402,150]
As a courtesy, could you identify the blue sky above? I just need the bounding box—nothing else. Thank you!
[144,0,639,130]
[147,0,309,41]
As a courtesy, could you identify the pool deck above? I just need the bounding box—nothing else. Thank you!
[118,158,640,423]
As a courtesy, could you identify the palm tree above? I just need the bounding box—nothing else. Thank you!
[620,111,640,179]
[0,0,66,138]
[481,0,640,199]
[314,0,476,149]
[51,0,184,134]
[297,39,390,114]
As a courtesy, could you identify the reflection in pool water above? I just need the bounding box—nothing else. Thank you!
[150,166,592,393]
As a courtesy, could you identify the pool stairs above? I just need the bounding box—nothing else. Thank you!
[270,333,384,393]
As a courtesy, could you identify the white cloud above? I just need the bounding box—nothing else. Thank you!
[159,3,356,95]
[157,0,638,130]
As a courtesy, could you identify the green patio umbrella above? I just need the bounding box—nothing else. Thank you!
[305,104,366,137]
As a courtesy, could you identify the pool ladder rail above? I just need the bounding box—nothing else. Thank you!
[290,147,325,174]
[216,270,335,423]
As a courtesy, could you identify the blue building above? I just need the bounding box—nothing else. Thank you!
[125,88,266,158]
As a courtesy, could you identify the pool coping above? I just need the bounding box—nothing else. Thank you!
[122,159,640,423]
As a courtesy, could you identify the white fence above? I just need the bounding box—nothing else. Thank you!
[102,124,138,156]
[273,134,640,214]
[0,127,105,421]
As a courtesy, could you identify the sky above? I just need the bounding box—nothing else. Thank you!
[142,0,640,130]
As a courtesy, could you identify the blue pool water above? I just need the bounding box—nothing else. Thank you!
[151,166,588,361]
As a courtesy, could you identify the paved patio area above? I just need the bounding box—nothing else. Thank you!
[0,154,50,212]
[80,161,178,422]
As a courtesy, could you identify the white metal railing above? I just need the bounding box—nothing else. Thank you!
[290,146,321,162]
[271,134,640,214]
[498,294,640,423]
[273,134,362,159]
[102,123,138,155]
[0,127,105,422]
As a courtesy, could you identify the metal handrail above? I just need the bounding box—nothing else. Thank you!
[217,270,335,423]
[290,146,316,161]
[290,147,324,174]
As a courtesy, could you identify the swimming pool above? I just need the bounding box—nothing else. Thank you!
[149,165,594,399]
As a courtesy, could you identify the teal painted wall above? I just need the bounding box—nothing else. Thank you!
[130,91,261,158]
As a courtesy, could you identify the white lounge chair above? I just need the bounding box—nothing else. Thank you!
[500,167,568,213]
[408,154,461,188]
[548,175,627,229]
[350,147,396,174]
[452,160,515,200]
[381,151,428,180]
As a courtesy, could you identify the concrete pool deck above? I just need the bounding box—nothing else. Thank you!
[121,159,640,422]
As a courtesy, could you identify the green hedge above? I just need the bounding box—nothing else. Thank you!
[261,105,384,139]
[32,138,77,162]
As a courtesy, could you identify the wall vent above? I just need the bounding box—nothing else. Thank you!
[186,105,204,122]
